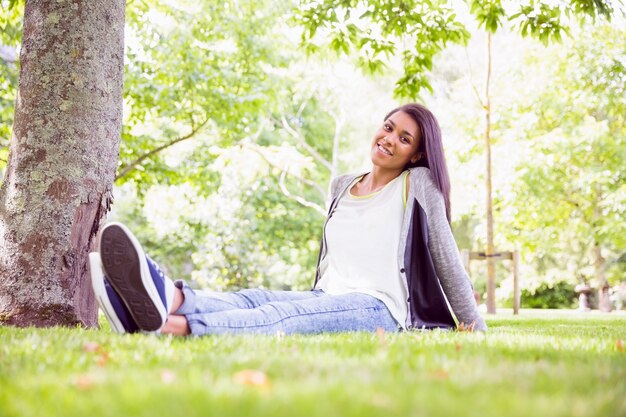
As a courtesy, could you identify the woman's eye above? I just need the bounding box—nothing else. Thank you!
[401,137,409,143]
[383,124,391,131]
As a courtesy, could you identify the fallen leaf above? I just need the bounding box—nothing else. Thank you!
[455,342,462,352]
[233,369,270,387]
[617,339,624,353]
[376,327,387,347]
[430,369,449,380]
[161,369,176,384]
[457,322,475,332]
[83,341,100,353]
[95,352,109,367]
[74,374,95,390]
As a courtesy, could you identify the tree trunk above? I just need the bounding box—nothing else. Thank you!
[484,32,496,314]
[0,0,125,327]
[592,187,611,312]
[594,244,611,313]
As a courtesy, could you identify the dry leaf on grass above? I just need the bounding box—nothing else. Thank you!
[455,342,462,352]
[457,322,475,332]
[95,352,109,368]
[83,341,110,367]
[429,369,449,380]
[376,327,387,347]
[82,341,100,353]
[233,369,270,388]
[617,339,624,353]
[74,374,95,390]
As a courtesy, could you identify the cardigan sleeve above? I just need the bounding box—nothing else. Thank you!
[328,174,355,203]
[412,168,487,331]
[329,176,341,201]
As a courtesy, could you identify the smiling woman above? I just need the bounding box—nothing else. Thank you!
[373,112,421,163]
[88,103,486,336]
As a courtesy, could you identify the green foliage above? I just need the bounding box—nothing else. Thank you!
[4,0,23,10]
[521,281,577,309]
[297,0,618,98]
[187,157,323,291]
[567,0,616,19]
[1,313,625,417]
[470,0,615,44]
[0,0,22,160]
[511,2,567,44]
[469,0,506,33]
[297,0,470,98]
[505,24,626,286]
[119,0,292,192]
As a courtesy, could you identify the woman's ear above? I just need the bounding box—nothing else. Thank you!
[410,152,425,164]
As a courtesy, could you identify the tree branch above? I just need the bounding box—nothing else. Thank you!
[328,108,344,179]
[465,47,487,110]
[278,170,326,216]
[280,116,333,172]
[247,143,327,201]
[115,118,210,181]
[296,100,308,118]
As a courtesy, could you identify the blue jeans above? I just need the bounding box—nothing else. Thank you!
[173,281,399,336]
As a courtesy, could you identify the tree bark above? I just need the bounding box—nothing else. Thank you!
[0,0,125,327]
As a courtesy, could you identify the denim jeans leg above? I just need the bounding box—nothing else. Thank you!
[184,291,399,336]
[173,280,324,315]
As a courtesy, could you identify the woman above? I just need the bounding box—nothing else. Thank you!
[90,103,487,335]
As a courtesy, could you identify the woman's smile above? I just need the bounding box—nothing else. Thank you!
[376,143,393,156]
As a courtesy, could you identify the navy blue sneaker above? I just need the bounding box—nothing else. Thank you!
[89,252,140,334]
[98,222,175,332]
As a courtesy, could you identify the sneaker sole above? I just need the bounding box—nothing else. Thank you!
[89,253,127,334]
[99,223,166,331]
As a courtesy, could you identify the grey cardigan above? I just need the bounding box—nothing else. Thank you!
[313,167,487,331]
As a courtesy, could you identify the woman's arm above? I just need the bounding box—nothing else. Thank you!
[411,169,487,331]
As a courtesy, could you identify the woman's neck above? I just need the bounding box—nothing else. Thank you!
[357,166,404,193]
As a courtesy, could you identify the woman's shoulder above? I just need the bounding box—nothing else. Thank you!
[329,173,364,198]
[407,167,438,193]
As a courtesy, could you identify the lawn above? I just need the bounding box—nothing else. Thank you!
[1,310,625,417]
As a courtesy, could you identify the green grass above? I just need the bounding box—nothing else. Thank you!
[1,310,625,417]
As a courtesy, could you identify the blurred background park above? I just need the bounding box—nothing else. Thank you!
[1,0,624,313]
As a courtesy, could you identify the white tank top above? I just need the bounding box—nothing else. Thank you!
[315,171,409,329]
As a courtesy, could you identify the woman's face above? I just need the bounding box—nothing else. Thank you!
[370,111,422,170]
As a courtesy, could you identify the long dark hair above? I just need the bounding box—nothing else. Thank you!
[385,103,452,223]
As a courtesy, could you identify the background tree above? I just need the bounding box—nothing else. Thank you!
[466,0,614,313]
[505,23,625,311]
[0,0,125,326]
